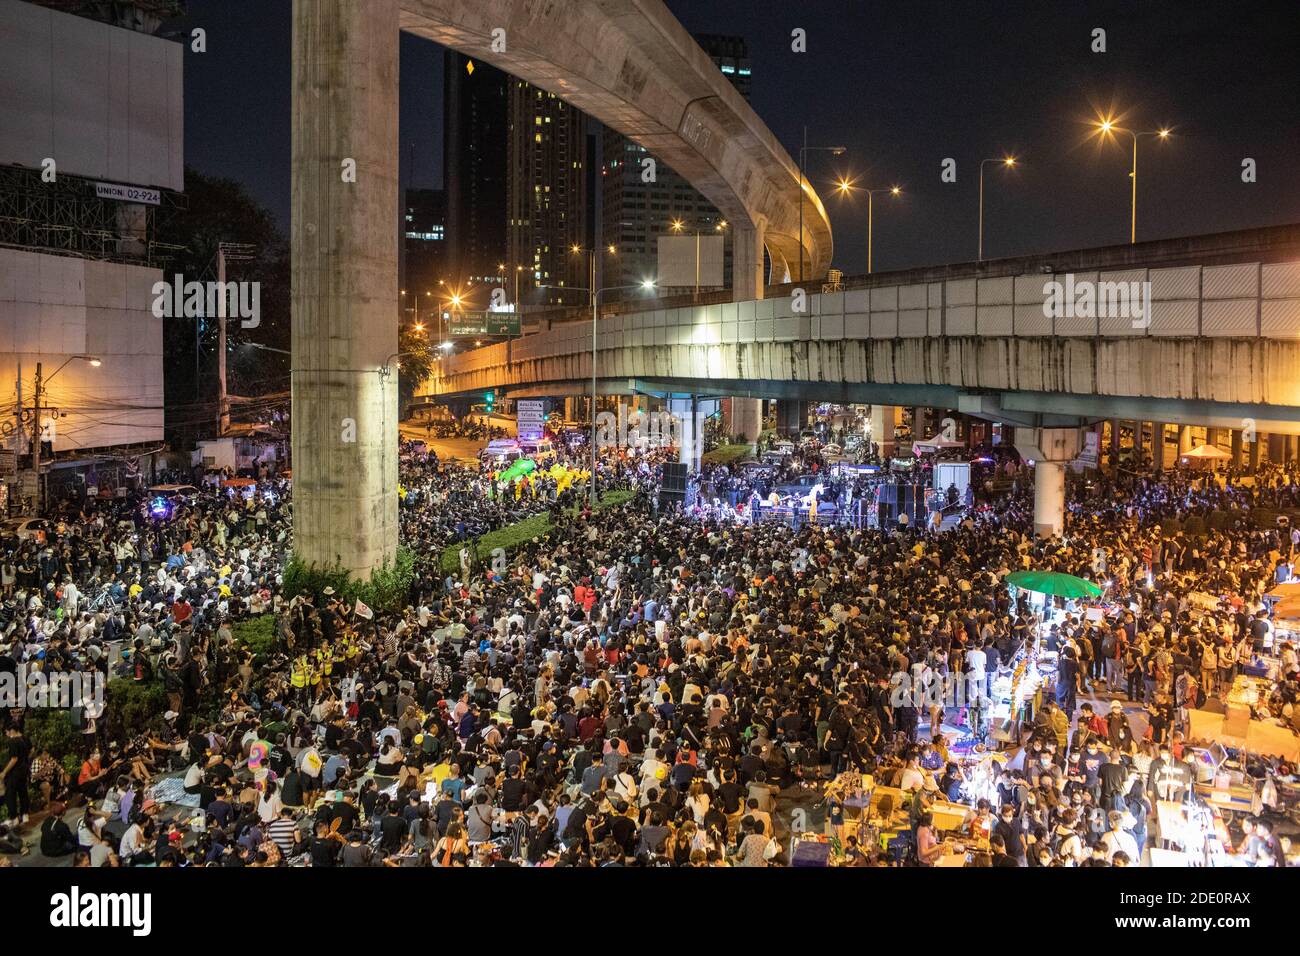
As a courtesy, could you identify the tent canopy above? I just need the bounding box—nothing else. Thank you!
[1181,444,1230,459]
[912,434,966,455]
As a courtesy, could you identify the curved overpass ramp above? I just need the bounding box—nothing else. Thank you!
[401,0,831,287]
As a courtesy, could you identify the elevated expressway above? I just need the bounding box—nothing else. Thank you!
[430,225,1300,437]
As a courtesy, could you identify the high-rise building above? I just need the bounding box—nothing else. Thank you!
[403,188,447,298]
[506,81,589,306]
[602,34,751,298]
[443,52,508,296]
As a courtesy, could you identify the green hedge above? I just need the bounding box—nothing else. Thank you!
[702,443,752,467]
[24,709,81,777]
[104,677,167,741]
[281,545,417,614]
[440,490,635,574]
[231,614,278,659]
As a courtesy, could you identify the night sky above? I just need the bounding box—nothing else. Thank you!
[174,0,1300,276]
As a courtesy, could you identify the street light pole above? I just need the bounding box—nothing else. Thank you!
[797,129,846,285]
[1094,119,1171,244]
[860,186,901,274]
[978,157,1017,261]
[541,272,655,507]
[32,354,101,514]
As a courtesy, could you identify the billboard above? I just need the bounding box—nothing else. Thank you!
[0,3,184,191]
[657,234,724,289]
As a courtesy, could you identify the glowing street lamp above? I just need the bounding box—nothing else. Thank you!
[835,179,902,274]
[978,155,1018,260]
[1093,115,1174,243]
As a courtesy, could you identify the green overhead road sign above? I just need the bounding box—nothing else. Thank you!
[447,312,520,337]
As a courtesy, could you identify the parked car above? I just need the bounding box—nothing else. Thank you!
[0,517,54,543]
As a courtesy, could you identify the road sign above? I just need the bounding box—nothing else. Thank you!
[516,400,545,441]
[448,312,520,337]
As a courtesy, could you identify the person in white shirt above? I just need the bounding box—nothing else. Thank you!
[119,820,144,861]
[1101,810,1139,862]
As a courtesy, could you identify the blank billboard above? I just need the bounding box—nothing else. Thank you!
[657,234,724,289]
[0,1,183,191]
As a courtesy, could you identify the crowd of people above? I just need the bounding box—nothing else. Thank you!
[1,428,1299,869]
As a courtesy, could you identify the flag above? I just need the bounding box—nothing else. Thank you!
[354,599,373,621]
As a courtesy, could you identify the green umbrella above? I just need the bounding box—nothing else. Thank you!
[1004,570,1103,599]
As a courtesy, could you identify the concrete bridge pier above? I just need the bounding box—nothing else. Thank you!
[291,0,400,578]
[1016,428,1079,539]
[872,405,896,457]
[733,224,766,301]
[728,398,762,445]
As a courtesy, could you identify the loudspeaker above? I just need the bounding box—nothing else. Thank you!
[662,462,688,492]
[661,461,688,504]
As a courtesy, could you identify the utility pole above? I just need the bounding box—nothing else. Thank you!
[12,363,21,517]
[33,361,43,514]
[217,246,229,436]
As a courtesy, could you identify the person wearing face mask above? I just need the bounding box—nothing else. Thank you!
[993,803,1026,866]
[1078,739,1105,803]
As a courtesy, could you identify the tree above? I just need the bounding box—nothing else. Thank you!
[157,166,290,446]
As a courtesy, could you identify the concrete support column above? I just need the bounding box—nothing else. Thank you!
[914,407,930,440]
[730,397,762,445]
[733,223,765,301]
[1289,435,1299,465]
[777,401,806,438]
[871,405,896,458]
[1231,429,1244,467]
[1206,427,1221,449]
[1249,433,1262,471]
[1034,460,1066,539]
[1269,433,1286,466]
[1151,423,1164,471]
[291,0,400,577]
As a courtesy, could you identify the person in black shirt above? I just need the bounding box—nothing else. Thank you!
[378,803,407,853]
[309,821,341,867]
[2,726,32,822]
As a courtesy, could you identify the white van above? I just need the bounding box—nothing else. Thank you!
[520,438,557,465]
[480,439,523,467]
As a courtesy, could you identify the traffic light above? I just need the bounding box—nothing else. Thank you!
[484,390,495,414]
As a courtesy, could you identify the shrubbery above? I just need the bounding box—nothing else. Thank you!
[104,677,167,741]
[231,614,278,659]
[281,545,416,613]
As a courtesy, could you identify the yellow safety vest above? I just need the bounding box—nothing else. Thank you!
[290,658,307,688]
